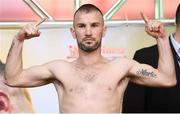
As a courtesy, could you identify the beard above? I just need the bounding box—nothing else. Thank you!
[77,38,102,53]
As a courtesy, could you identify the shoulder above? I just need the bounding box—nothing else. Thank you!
[110,58,139,76]
[111,57,137,67]
[46,59,70,64]
[44,59,71,69]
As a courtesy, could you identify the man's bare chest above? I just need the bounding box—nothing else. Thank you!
[74,65,102,82]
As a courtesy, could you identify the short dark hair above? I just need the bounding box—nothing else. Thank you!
[176,4,180,26]
[74,4,103,20]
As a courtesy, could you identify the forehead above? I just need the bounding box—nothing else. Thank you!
[74,11,103,24]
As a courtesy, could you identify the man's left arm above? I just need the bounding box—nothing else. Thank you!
[129,13,176,87]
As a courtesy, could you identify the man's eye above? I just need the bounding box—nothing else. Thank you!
[92,24,98,27]
[78,25,85,28]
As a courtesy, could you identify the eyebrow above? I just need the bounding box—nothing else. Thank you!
[76,22,101,26]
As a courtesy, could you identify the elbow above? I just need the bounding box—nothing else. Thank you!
[166,72,177,87]
[4,73,20,87]
[164,81,177,87]
[168,79,177,87]
[159,71,177,87]
[4,79,19,87]
[164,77,177,87]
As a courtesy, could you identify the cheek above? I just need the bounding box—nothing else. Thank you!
[94,30,104,37]
[75,30,84,37]
[74,33,83,42]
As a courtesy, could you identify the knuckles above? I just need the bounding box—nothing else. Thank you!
[18,23,40,40]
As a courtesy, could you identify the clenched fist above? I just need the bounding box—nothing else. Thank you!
[15,18,46,41]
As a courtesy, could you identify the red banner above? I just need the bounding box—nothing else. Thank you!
[0,0,179,21]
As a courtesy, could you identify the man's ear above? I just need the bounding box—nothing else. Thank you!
[102,26,107,37]
[70,27,76,39]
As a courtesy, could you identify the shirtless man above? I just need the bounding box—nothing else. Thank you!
[0,60,34,113]
[4,4,176,113]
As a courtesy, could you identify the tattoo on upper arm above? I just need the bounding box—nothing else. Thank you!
[136,69,157,78]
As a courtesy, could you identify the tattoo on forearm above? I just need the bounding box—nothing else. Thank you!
[136,69,157,78]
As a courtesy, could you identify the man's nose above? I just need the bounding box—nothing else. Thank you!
[85,26,92,36]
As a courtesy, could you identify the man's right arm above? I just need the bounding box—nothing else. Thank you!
[4,19,53,87]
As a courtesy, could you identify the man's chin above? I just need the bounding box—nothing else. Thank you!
[78,41,101,52]
[81,46,98,52]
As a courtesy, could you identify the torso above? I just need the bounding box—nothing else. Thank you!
[50,58,131,113]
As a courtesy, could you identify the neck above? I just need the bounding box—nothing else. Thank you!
[77,47,104,65]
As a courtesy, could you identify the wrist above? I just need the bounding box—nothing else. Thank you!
[156,36,170,50]
[14,33,25,42]
[13,35,24,43]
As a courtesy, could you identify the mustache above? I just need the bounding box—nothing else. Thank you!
[82,37,96,41]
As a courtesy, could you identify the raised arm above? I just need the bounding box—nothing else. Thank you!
[4,18,54,87]
[129,13,176,87]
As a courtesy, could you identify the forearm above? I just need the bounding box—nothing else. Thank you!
[5,36,24,82]
[157,37,176,82]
